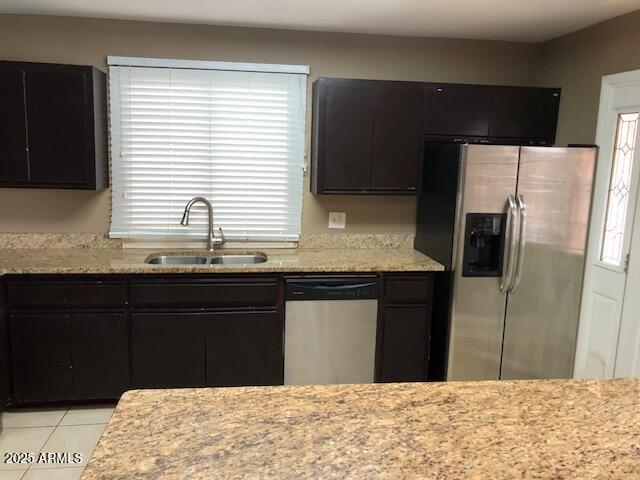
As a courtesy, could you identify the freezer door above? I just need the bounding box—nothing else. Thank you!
[447,145,520,380]
[501,147,596,379]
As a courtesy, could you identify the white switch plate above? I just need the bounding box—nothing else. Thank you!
[328,212,346,229]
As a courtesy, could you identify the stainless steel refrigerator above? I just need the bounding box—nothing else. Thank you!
[414,144,597,380]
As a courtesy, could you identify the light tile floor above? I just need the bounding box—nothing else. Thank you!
[0,405,115,480]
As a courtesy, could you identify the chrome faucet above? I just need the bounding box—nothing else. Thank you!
[180,196,225,251]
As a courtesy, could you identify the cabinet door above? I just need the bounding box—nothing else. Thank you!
[489,87,560,141]
[422,83,491,137]
[71,313,129,399]
[0,68,29,183]
[206,310,283,386]
[321,80,375,191]
[371,83,422,191]
[25,69,91,185]
[0,293,10,409]
[10,314,73,403]
[131,312,205,388]
[378,305,431,382]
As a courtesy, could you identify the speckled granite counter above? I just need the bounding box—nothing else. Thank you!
[83,379,640,479]
[0,247,443,274]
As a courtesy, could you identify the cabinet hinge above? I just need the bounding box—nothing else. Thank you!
[624,252,631,273]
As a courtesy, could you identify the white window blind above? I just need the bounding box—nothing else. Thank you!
[108,60,307,241]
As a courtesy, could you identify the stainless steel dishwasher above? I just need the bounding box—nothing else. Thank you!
[284,276,378,385]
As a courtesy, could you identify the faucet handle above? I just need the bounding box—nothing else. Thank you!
[217,227,226,244]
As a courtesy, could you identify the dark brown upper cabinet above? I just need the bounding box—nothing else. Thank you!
[314,79,375,192]
[422,83,491,138]
[311,78,561,194]
[371,82,422,192]
[0,61,107,190]
[489,86,560,143]
[311,78,423,195]
[423,84,560,144]
[0,69,29,183]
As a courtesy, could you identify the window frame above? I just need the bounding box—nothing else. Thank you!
[106,57,309,245]
[597,109,640,272]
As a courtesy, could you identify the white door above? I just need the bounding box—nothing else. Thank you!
[574,70,640,378]
[614,186,640,377]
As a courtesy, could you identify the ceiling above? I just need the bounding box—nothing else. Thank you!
[2,0,640,42]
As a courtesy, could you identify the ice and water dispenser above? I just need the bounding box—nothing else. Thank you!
[461,213,506,277]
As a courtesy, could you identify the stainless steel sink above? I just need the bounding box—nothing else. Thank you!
[145,253,267,265]
[146,255,209,265]
[210,254,267,264]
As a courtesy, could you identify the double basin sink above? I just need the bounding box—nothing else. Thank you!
[146,253,267,265]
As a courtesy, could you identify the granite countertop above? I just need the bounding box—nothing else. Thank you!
[0,247,443,274]
[82,379,640,479]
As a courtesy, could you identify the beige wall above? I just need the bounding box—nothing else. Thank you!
[538,9,640,146]
[4,12,640,235]
[0,14,542,234]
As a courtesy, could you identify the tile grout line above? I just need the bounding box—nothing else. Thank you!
[2,426,60,430]
[57,408,71,428]
[57,422,110,427]
[30,421,109,473]
[24,407,69,475]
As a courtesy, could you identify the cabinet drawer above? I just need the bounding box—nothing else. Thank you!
[384,275,433,302]
[130,278,279,307]
[7,281,126,307]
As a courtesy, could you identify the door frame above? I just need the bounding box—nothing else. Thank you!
[592,70,640,275]
[574,69,640,378]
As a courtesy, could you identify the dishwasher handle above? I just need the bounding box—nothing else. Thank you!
[287,281,377,290]
[285,278,379,301]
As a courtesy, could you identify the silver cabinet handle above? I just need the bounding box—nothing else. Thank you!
[499,195,518,293]
[510,195,527,294]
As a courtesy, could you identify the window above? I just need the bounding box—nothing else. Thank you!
[108,57,308,242]
[600,112,639,266]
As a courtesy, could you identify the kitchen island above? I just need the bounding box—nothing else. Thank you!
[82,379,640,479]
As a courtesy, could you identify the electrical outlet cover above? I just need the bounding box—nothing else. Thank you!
[328,212,346,229]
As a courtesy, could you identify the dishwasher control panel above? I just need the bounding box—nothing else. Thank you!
[285,276,379,301]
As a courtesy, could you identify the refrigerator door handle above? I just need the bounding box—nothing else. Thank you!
[510,195,527,294]
[499,195,518,293]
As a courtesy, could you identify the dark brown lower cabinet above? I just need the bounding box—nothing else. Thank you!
[377,273,434,383]
[378,305,432,382]
[3,273,440,406]
[10,312,129,404]
[0,294,10,411]
[10,313,73,403]
[71,312,129,399]
[131,312,206,389]
[4,275,284,404]
[131,310,283,389]
[205,310,283,387]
